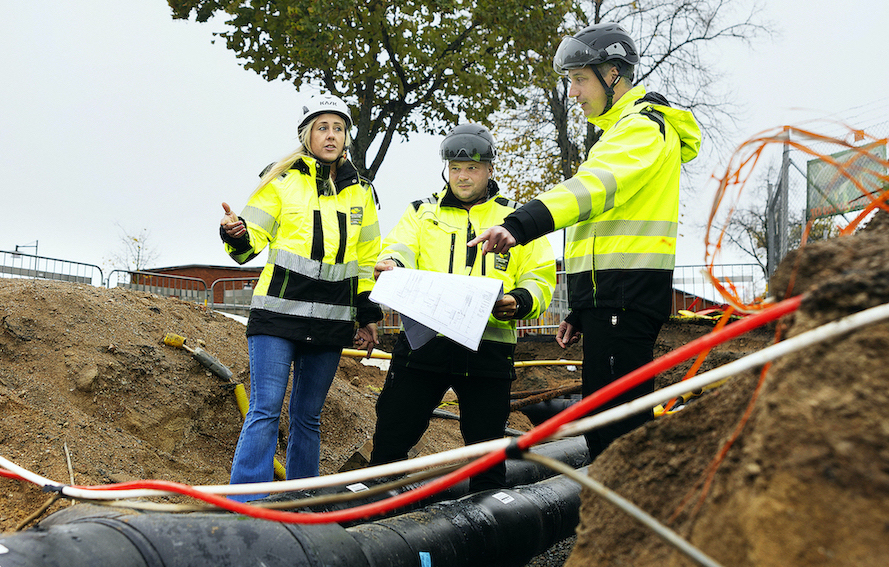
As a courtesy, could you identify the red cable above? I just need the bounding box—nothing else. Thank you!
[514,294,802,450]
[36,295,804,525]
[1,468,25,481]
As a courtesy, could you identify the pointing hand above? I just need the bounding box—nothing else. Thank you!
[466,226,516,255]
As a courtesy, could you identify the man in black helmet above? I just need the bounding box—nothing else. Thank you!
[369,124,556,491]
[469,23,702,460]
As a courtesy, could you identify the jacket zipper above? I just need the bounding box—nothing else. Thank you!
[591,229,597,307]
[466,218,478,276]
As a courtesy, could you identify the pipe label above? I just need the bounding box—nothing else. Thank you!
[419,551,433,566]
[492,492,515,504]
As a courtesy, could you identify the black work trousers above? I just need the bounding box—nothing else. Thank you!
[369,365,513,491]
[577,308,663,460]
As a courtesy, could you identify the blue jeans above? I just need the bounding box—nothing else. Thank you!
[229,335,341,501]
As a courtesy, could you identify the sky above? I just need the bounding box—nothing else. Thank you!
[2,0,888,277]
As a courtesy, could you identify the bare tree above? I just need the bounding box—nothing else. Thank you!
[722,182,841,275]
[494,0,771,203]
[107,224,159,272]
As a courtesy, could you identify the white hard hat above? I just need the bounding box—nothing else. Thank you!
[299,94,352,134]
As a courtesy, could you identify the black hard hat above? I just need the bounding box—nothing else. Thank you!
[439,124,497,162]
[553,22,639,76]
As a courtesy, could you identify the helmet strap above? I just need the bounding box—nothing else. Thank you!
[591,65,620,115]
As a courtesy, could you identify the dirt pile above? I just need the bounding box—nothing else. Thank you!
[0,279,586,533]
[565,211,889,567]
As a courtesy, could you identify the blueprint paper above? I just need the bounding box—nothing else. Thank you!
[400,314,439,350]
[370,267,503,351]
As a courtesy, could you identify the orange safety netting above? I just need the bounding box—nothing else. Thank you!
[704,122,889,311]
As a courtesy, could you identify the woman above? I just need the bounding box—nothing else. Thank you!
[219,94,382,501]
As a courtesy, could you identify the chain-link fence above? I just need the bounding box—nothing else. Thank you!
[766,116,889,279]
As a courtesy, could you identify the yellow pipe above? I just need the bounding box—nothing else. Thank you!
[233,383,286,481]
[341,348,392,360]
[653,378,729,417]
[164,333,287,481]
[513,360,582,368]
[340,348,581,368]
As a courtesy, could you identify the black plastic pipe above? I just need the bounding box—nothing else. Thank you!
[0,468,585,567]
[261,435,590,522]
[519,395,582,426]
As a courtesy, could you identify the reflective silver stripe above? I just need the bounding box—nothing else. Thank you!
[526,283,548,307]
[595,219,677,238]
[270,248,358,281]
[592,168,618,213]
[358,264,375,280]
[561,177,593,222]
[564,224,591,274]
[241,205,279,238]
[565,254,593,274]
[577,166,618,217]
[385,243,416,268]
[251,295,354,321]
[566,219,676,241]
[594,252,675,270]
[360,220,380,242]
[568,221,594,241]
[482,324,517,344]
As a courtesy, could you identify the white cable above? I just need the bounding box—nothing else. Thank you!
[0,455,60,488]
[554,301,889,440]
[5,302,887,502]
[1,438,515,500]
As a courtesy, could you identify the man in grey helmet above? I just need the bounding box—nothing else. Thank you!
[369,124,556,490]
[469,23,702,459]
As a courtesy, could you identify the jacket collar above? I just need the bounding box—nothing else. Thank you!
[291,156,363,194]
[589,84,648,132]
[440,179,500,209]
[588,85,702,164]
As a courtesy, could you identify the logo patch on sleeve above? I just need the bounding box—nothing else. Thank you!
[350,206,364,225]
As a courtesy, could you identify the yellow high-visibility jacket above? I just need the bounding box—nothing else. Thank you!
[223,156,382,346]
[503,86,701,321]
[381,182,556,377]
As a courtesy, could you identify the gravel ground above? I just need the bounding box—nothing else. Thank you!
[525,536,576,566]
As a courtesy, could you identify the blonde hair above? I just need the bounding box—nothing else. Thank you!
[252,115,353,198]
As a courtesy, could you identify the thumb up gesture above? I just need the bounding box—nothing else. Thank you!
[220,202,246,238]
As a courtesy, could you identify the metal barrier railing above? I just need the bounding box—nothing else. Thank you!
[127,263,762,323]
[209,277,260,318]
[0,250,103,287]
[106,270,209,304]
[671,263,766,312]
[1,254,764,330]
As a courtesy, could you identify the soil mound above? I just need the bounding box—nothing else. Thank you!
[0,280,585,532]
[565,211,889,567]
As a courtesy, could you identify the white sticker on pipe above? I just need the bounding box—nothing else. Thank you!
[492,491,515,504]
